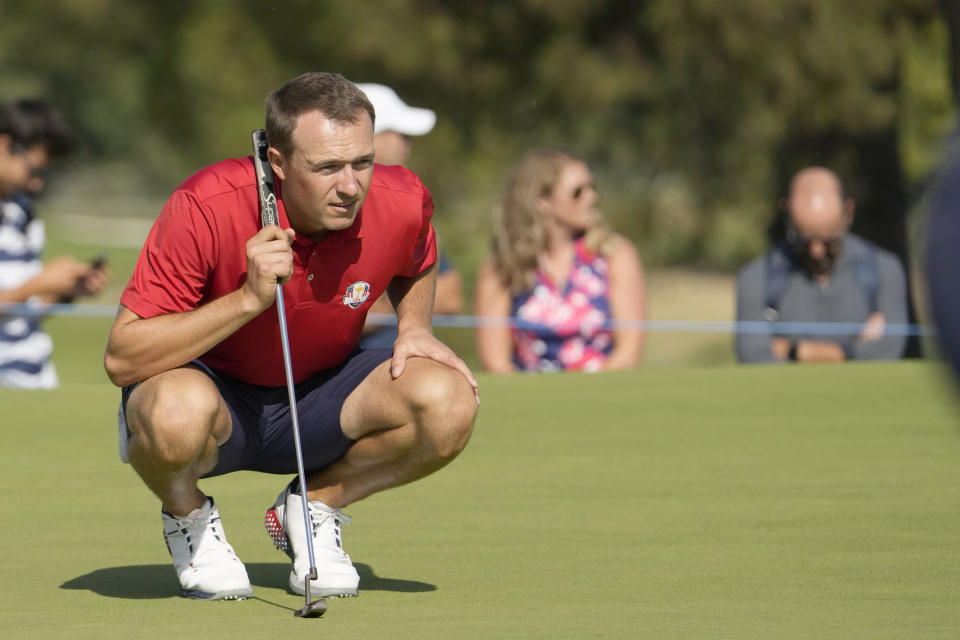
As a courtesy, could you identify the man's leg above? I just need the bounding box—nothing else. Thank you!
[125,365,232,516]
[307,356,478,506]
[265,356,477,597]
[124,365,252,600]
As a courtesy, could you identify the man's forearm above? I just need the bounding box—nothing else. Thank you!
[0,274,62,304]
[769,338,846,362]
[104,290,263,387]
[389,265,437,335]
[795,339,846,362]
[0,284,32,304]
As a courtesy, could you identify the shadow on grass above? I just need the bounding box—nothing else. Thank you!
[60,564,175,599]
[354,563,436,593]
[60,562,436,599]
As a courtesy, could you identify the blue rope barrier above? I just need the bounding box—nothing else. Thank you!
[417,315,938,337]
[0,303,936,337]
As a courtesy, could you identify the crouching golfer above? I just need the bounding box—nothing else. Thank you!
[104,72,478,600]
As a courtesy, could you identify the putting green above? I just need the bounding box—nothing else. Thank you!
[2,338,959,638]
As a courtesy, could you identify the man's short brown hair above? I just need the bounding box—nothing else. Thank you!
[265,72,375,156]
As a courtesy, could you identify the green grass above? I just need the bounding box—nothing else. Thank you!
[7,216,959,637]
[2,334,960,638]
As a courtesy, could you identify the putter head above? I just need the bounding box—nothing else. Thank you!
[294,598,327,618]
[294,570,325,618]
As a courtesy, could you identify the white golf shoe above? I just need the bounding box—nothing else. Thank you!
[264,479,360,597]
[162,496,253,600]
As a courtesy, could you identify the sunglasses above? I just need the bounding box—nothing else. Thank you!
[571,183,595,200]
[786,226,844,252]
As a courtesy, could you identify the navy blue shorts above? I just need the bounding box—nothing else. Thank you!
[121,348,392,477]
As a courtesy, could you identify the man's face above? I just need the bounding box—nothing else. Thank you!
[787,171,848,276]
[0,136,51,198]
[270,109,375,239]
[373,131,413,167]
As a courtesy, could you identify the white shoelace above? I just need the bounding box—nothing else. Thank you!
[307,504,351,550]
[167,512,230,562]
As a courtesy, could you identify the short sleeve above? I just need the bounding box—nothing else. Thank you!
[397,180,437,277]
[119,190,219,319]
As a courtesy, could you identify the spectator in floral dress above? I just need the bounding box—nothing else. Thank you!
[474,147,645,372]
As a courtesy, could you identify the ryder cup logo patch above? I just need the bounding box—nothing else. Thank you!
[342,281,371,309]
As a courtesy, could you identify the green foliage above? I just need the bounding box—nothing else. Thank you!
[900,17,957,184]
[0,0,954,283]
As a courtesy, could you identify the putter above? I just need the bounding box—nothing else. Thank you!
[251,128,327,619]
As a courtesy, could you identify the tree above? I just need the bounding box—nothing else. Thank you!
[0,0,952,275]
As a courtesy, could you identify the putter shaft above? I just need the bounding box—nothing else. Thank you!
[253,129,324,617]
[274,285,321,595]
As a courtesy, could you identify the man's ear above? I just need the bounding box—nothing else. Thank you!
[843,198,855,228]
[0,133,12,154]
[267,146,286,181]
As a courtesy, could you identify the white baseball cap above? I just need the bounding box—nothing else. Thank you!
[356,83,436,136]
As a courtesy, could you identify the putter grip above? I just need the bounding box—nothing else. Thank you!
[251,129,280,228]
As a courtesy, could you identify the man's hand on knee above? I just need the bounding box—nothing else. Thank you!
[391,327,479,404]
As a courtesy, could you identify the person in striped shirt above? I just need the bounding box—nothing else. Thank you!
[0,99,108,388]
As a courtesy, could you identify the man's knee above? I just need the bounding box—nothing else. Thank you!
[403,359,478,460]
[126,369,226,466]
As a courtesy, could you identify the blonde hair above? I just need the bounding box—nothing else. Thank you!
[491,147,613,293]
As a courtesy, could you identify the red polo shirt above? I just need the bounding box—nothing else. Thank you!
[120,157,437,386]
